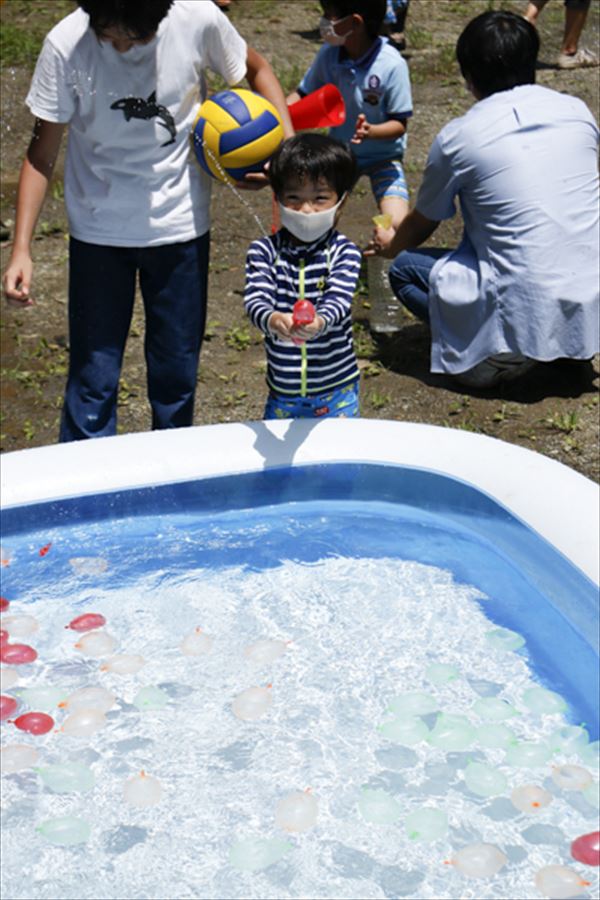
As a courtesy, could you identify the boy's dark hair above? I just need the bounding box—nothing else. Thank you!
[269,134,358,200]
[320,0,387,40]
[456,11,539,98]
[78,0,174,40]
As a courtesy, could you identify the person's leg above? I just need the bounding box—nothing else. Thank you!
[557,0,598,65]
[388,248,448,323]
[524,0,550,25]
[369,160,409,231]
[139,233,209,430]
[60,238,137,442]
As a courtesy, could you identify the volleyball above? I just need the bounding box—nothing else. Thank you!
[192,88,284,185]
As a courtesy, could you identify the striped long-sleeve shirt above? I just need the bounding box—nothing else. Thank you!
[244,229,362,396]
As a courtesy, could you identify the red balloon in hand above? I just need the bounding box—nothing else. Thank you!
[571,831,600,866]
[0,643,38,665]
[292,300,316,326]
[0,695,18,721]
[66,613,106,632]
[13,712,54,735]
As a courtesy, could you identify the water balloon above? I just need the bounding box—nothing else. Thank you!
[37,815,91,846]
[582,782,599,808]
[59,686,115,713]
[429,714,476,750]
[0,643,37,665]
[387,691,437,717]
[485,627,525,652]
[472,697,518,722]
[69,557,108,576]
[571,831,600,866]
[424,663,459,685]
[578,740,600,769]
[522,686,566,715]
[551,763,593,791]
[377,717,429,745]
[451,843,507,878]
[548,724,589,755]
[229,837,291,871]
[405,807,447,841]
[19,685,65,712]
[0,694,18,720]
[0,667,19,690]
[61,708,106,736]
[244,639,287,666]
[73,630,117,657]
[124,770,162,808]
[232,685,272,721]
[1,743,40,773]
[0,629,9,645]
[132,685,169,711]
[0,597,9,611]
[464,761,508,797]
[67,612,106,632]
[100,653,145,675]
[505,741,552,767]
[534,864,591,899]
[13,711,54,735]
[181,627,213,656]
[37,761,95,793]
[275,790,318,832]
[510,784,553,814]
[476,723,516,750]
[1,614,39,637]
[358,788,401,825]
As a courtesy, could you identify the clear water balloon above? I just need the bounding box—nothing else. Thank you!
[485,627,525,652]
[505,741,552,767]
[582,782,599,808]
[19,685,65,712]
[124,770,162,807]
[0,694,18,720]
[61,708,106,737]
[534,864,591,899]
[548,724,589,755]
[464,761,508,797]
[67,612,107,632]
[578,740,600,769]
[425,662,459,685]
[275,790,318,832]
[244,639,287,666]
[181,628,213,656]
[472,697,518,722]
[0,643,37,665]
[476,723,517,750]
[510,784,553,814]
[13,711,54,735]
[570,831,600,866]
[451,843,507,878]
[60,686,115,713]
[377,716,429,745]
[405,807,447,841]
[387,691,437,717]
[37,815,91,846]
[73,630,117,657]
[100,653,145,675]
[232,686,272,721]
[0,614,39,637]
[551,764,593,791]
[0,667,19,691]
[37,761,95,793]
[132,685,169,711]
[522,686,566,715]
[229,836,291,871]
[358,788,401,825]
[1,743,40,773]
[429,714,476,750]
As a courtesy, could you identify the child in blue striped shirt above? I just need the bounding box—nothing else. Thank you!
[244,134,363,420]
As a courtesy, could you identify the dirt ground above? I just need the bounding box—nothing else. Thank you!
[1,0,598,482]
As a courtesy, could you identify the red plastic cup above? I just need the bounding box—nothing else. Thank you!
[289,84,346,130]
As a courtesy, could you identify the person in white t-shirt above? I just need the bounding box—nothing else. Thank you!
[2,0,293,441]
[367,10,599,388]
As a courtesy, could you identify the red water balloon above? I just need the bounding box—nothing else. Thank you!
[0,629,8,646]
[292,299,316,326]
[0,695,18,720]
[0,597,9,611]
[66,613,107,632]
[571,831,600,866]
[0,643,38,665]
[13,711,54,735]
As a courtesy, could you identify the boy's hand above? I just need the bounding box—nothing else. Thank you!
[268,311,296,341]
[351,113,371,145]
[3,251,35,307]
[291,314,324,343]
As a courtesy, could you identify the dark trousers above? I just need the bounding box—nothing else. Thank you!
[60,234,209,441]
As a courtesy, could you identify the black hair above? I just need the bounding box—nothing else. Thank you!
[319,0,387,40]
[269,134,358,200]
[456,11,539,98]
[78,0,174,40]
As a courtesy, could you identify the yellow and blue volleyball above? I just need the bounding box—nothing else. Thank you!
[192,88,284,185]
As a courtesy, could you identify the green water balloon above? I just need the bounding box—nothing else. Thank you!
[405,807,447,841]
[578,740,600,769]
[229,837,291,871]
[505,741,552,768]
[464,761,508,797]
[18,686,65,712]
[485,627,525,653]
[37,762,95,794]
[358,788,401,825]
[425,663,460,685]
[476,723,517,750]
[377,717,429,746]
[429,714,476,750]
[521,686,566,715]
[132,685,169,711]
[582,781,599,808]
[37,815,91,846]
[387,691,438,717]
[548,725,589,755]
[472,697,518,722]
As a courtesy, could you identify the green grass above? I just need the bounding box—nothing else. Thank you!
[0,1,74,69]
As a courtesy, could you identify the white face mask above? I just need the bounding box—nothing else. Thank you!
[318,15,352,46]
[279,195,345,243]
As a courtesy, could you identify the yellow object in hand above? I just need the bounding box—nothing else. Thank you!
[372,214,393,229]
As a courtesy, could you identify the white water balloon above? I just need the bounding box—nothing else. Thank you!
[73,630,117,657]
[452,843,507,878]
[275,791,318,832]
[181,628,213,656]
[232,686,272,721]
[100,653,145,675]
[244,638,287,666]
[124,770,162,807]
[61,708,107,736]
[1,743,40,773]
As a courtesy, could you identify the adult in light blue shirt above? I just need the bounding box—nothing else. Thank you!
[370,10,599,387]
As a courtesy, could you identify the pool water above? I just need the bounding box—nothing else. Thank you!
[1,492,598,900]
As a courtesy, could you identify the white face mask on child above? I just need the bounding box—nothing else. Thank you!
[279,195,345,243]
[318,16,353,46]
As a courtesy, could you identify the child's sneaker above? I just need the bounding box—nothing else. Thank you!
[557,47,599,69]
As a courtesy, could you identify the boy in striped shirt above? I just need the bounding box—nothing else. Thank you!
[244,134,362,419]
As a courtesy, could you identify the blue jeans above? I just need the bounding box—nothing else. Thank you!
[388,248,449,323]
[60,234,209,441]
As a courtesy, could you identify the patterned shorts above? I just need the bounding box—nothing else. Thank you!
[360,158,409,203]
[264,380,360,420]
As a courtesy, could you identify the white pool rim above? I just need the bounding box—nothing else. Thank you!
[1,419,598,586]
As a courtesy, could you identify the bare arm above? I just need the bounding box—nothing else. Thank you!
[3,119,65,305]
[365,208,439,259]
[352,114,407,144]
[245,47,294,139]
